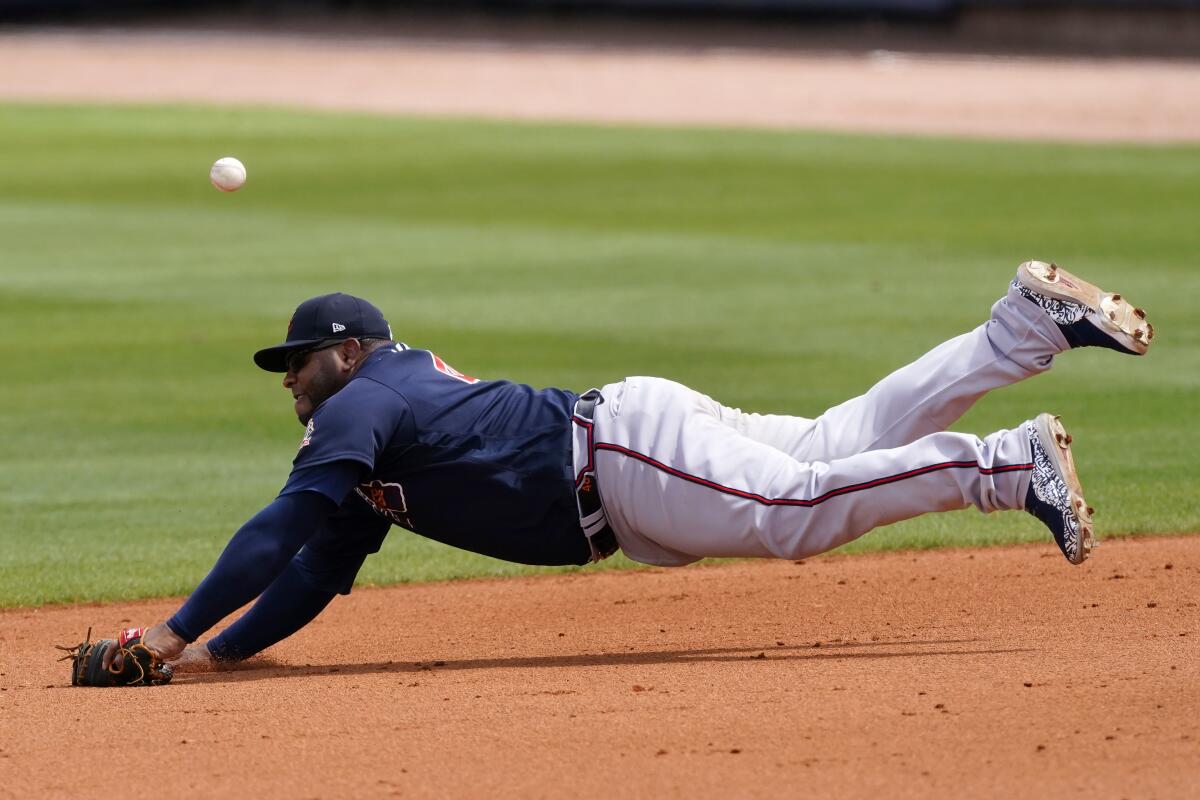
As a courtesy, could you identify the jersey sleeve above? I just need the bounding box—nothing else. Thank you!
[287,377,413,478]
[165,491,338,643]
[293,490,393,594]
[279,459,367,506]
[203,494,393,661]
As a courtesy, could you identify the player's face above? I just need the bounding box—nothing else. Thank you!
[283,342,350,425]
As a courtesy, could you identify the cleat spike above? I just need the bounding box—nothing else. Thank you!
[1134,308,1146,319]
[1086,506,1095,516]
[1108,311,1118,321]
[1133,329,1145,341]
[1111,293,1122,302]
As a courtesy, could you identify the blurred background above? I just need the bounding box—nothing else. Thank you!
[2,0,1200,56]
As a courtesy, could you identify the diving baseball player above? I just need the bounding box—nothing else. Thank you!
[125,261,1153,667]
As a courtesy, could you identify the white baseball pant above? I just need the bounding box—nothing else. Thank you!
[575,281,1070,566]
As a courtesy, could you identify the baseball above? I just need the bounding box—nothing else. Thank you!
[209,156,247,192]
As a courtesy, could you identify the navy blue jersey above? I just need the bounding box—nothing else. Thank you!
[279,344,589,566]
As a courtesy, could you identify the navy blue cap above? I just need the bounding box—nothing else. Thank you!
[253,293,392,372]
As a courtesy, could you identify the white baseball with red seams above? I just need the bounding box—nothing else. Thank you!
[210,156,247,192]
[572,281,1067,566]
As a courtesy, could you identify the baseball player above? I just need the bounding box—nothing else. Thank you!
[127,261,1152,668]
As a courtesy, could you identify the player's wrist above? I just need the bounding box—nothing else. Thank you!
[164,615,196,644]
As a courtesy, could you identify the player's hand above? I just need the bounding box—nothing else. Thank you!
[141,622,187,662]
[99,622,186,671]
[167,644,215,670]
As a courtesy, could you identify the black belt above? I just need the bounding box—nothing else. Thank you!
[574,390,619,561]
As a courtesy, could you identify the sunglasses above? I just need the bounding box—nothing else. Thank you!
[286,339,350,375]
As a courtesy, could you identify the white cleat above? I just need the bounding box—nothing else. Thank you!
[1013,261,1154,356]
[1024,413,1095,565]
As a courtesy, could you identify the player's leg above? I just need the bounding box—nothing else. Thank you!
[730,261,1152,463]
[592,377,1090,567]
[706,280,1052,462]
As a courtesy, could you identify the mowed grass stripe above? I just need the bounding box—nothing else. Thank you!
[1,104,1197,606]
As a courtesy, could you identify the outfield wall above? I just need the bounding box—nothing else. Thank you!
[3,1,1199,56]
[13,0,1196,9]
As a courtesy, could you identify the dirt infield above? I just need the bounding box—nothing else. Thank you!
[3,536,1197,798]
[2,28,1200,142]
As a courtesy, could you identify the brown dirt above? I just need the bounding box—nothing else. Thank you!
[3,536,1198,798]
[2,28,1200,142]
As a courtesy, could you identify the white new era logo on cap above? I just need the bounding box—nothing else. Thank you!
[332,323,346,333]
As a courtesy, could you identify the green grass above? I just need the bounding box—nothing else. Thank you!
[1,103,1197,607]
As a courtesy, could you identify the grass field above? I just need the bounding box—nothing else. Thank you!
[1,103,1197,607]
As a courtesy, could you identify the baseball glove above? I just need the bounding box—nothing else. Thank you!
[55,627,174,687]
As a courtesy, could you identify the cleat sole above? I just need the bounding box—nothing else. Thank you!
[1017,261,1153,355]
[1036,413,1095,565]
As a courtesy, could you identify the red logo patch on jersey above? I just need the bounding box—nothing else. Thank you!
[355,480,413,528]
[430,353,478,384]
[300,419,314,448]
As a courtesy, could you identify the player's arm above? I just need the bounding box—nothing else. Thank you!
[141,460,366,660]
[143,380,410,661]
[189,491,392,664]
[140,492,336,661]
[149,535,344,669]
[194,557,339,664]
